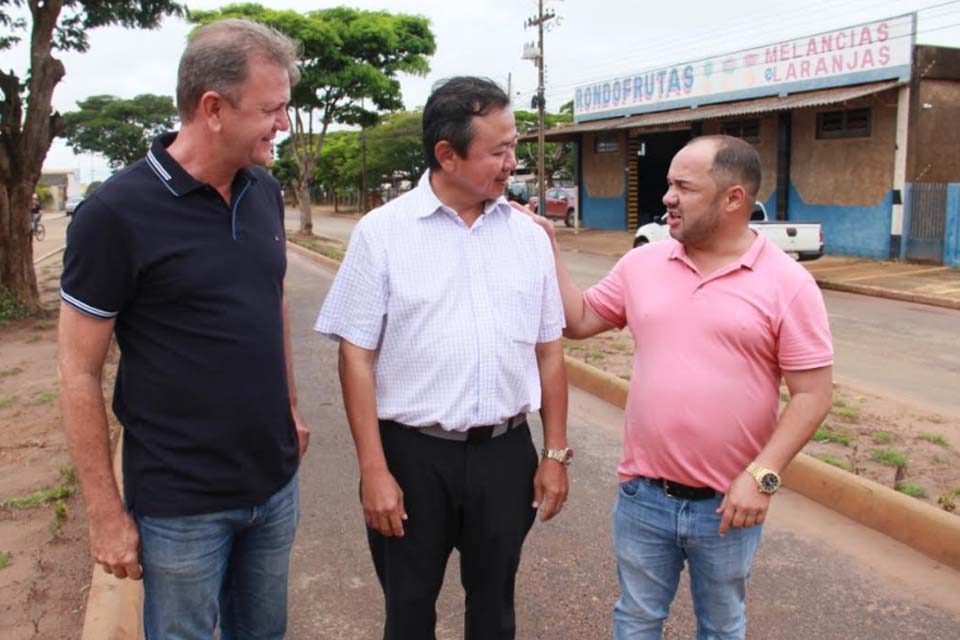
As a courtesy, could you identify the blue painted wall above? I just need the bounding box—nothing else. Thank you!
[582,191,626,230]
[786,184,891,259]
[762,192,777,219]
[946,184,960,268]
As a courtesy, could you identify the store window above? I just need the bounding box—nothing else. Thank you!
[720,119,760,143]
[594,133,620,153]
[816,108,871,139]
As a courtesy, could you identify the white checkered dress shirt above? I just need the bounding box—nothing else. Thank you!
[315,172,564,432]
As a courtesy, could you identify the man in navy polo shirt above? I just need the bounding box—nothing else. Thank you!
[58,19,308,638]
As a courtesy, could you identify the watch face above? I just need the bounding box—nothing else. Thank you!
[562,449,574,464]
[760,473,780,492]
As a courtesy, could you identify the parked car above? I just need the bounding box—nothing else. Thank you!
[632,202,824,261]
[65,195,85,217]
[506,180,530,205]
[528,187,577,227]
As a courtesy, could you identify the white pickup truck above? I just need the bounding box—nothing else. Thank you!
[632,203,824,261]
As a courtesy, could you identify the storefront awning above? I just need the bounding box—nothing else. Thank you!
[525,80,902,142]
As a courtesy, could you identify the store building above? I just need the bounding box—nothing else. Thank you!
[540,14,960,264]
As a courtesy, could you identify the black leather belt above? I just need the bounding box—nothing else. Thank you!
[384,414,526,443]
[640,475,717,500]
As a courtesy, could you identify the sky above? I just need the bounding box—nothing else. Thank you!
[7,0,960,184]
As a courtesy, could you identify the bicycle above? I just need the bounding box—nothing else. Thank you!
[31,215,46,242]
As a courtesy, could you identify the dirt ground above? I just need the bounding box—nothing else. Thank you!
[0,256,104,639]
[564,329,960,516]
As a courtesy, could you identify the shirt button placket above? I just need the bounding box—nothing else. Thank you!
[466,230,494,424]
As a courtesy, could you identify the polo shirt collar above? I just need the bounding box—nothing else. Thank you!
[413,170,510,219]
[146,132,258,197]
[668,229,767,272]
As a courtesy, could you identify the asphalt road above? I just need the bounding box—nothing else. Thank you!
[298,211,960,417]
[283,250,960,640]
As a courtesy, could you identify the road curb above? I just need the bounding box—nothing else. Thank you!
[33,244,65,265]
[816,279,960,312]
[81,431,143,640]
[286,239,343,271]
[564,354,960,571]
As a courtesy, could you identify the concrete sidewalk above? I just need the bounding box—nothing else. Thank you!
[555,227,960,311]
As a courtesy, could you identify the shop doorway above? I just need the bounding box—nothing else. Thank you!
[634,129,692,226]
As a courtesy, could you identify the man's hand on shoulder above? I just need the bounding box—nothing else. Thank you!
[90,509,142,580]
[716,471,771,536]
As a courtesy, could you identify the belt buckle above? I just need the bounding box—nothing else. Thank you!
[661,479,676,498]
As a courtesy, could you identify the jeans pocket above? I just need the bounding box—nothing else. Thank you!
[619,477,643,498]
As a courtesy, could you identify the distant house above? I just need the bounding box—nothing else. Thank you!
[38,169,85,211]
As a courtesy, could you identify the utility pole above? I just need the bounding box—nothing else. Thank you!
[524,1,555,215]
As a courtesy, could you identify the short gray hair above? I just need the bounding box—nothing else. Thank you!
[177,18,301,122]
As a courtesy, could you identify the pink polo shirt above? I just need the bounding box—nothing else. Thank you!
[584,233,833,492]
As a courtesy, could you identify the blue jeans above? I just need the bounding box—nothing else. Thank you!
[135,473,300,640]
[612,477,763,640]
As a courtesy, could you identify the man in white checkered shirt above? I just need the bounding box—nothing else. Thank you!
[316,76,571,640]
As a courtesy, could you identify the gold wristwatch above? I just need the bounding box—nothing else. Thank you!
[542,447,574,466]
[746,462,781,494]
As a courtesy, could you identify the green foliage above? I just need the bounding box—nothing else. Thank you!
[85,181,104,196]
[1,0,184,309]
[811,427,852,446]
[63,94,177,168]
[1,467,78,510]
[896,484,927,498]
[189,5,436,221]
[514,108,575,182]
[0,286,29,324]
[871,449,908,468]
[939,492,957,512]
[917,433,951,448]
[0,397,15,409]
[872,431,893,444]
[830,398,861,420]
[34,391,57,405]
[50,499,69,538]
[35,185,53,207]
[815,454,852,471]
[0,551,9,569]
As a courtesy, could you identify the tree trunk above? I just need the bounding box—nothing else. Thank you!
[0,184,40,309]
[297,183,313,235]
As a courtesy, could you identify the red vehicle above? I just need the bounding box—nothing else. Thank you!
[528,187,577,227]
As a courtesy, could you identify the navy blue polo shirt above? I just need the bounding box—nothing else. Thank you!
[61,133,298,517]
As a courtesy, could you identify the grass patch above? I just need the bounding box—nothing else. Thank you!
[50,500,68,539]
[918,433,951,448]
[288,233,345,263]
[872,431,893,444]
[0,467,77,510]
[0,367,24,379]
[939,493,957,512]
[0,286,29,324]
[0,396,16,409]
[33,391,57,405]
[931,454,949,465]
[830,398,861,420]
[816,454,852,471]
[896,484,928,498]
[588,350,605,360]
[0,551,9,569]
[779,390,790,403]
[871,449,908,468]
[921,414,946,424]
[811,427,852,446]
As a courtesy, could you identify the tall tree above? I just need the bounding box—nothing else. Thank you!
[514,105,575,186]
[364,110,424,188]
[0,0,182,310]
[190,4,435,234]
[63,93,177,168]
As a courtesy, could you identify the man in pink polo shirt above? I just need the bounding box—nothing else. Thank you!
[528,135,833,639]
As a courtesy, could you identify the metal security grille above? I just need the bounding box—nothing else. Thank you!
[906,183,947,264]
